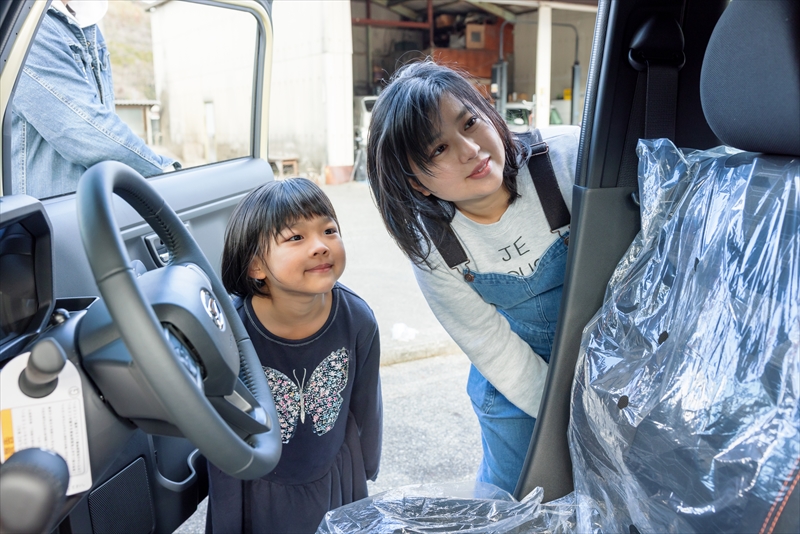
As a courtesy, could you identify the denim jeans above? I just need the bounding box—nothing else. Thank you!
[467,365,537,494]
[464,235,568,493]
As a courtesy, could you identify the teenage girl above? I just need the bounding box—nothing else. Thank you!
[367,60,578,494]
[206,178,382,533]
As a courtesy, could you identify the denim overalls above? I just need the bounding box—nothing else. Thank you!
[465,233,568,493]
[426,129,571,494]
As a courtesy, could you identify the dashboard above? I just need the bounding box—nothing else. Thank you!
[0,196,54,362]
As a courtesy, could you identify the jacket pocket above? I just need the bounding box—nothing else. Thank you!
[69,44,89,79]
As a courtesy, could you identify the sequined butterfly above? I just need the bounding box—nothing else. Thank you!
[263,347,349,444]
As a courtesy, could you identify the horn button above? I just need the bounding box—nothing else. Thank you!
[137,263,239,396]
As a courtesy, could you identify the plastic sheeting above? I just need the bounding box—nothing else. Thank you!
[317,482,577,533]
[317,139,799,533]
[569,139,800,533]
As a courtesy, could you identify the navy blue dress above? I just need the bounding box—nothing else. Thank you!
[206,284,382,533]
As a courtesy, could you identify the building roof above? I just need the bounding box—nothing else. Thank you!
[368,0,598,21]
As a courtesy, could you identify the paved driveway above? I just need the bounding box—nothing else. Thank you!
[325,181,460,365]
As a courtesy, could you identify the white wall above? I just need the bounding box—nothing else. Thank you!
[513,9,596,125]
[269,0,354,174]
[150,2,257,167]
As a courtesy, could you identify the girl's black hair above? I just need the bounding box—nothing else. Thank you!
[366,59,522,267]
[221,177,340,298]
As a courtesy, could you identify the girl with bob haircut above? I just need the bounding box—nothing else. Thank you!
[207,178,382,534]
[367,60,579,494]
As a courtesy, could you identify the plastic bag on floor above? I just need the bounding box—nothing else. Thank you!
[316,482,577,533]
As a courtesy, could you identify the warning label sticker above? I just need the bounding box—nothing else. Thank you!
[0,352,92,495]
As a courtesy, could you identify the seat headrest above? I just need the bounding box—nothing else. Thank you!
[700,0,800,156]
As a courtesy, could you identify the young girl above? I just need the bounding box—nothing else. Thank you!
[367,61,578,494]
[206,178,382,533]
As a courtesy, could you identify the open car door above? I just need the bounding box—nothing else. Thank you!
[0,2,282,533]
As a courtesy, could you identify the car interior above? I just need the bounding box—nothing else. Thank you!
[0,0,797,533]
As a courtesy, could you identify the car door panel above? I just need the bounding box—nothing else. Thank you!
[45,158,272,298]
[0,2,274,532]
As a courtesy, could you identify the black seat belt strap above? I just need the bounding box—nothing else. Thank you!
[619,61,681,188]
[620,16,685,187]
[644,64,679,139]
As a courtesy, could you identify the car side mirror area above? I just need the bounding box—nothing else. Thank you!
[0,448,69,534]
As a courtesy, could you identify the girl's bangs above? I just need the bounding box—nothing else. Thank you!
[266,182,338,242]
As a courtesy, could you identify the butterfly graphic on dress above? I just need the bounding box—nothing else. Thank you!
[263,347,349,444]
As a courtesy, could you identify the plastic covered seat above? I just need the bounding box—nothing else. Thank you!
[569,1,799,532]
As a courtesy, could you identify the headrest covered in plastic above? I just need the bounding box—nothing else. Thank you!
[700,0,800,156]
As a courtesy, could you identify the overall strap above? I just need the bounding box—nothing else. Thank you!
[422,215,468,269]
[424,129,570,270]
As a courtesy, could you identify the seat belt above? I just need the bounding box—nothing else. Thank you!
[422,129,569,271]
[619,15,685,188]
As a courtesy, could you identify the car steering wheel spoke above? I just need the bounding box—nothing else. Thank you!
[208,378,272,439]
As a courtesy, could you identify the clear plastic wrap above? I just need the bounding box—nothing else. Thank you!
[569,139,800,533]
[316,482,577,533]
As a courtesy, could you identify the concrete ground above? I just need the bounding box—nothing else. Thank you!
[326,181,461,365]
[173,181,483,533]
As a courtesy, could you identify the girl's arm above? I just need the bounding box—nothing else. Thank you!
[350,320,382,481]
[413,255,549,418]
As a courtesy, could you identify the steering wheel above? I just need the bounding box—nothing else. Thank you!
[76,161,281,479]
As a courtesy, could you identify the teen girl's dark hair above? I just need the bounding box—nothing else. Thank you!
[366,60,522,267]
[221,177,340,298]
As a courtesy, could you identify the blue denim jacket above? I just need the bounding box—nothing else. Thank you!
[10,8,174,199]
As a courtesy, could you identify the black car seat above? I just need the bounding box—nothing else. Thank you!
[567,1,799,533]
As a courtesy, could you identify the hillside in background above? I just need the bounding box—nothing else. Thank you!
[101,1,156,101]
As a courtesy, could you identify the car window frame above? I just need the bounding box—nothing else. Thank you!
[0,0,274,198]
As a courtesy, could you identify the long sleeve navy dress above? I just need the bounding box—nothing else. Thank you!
[206,283,382,533]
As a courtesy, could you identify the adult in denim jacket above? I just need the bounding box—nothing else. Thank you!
[11,0,176,200]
